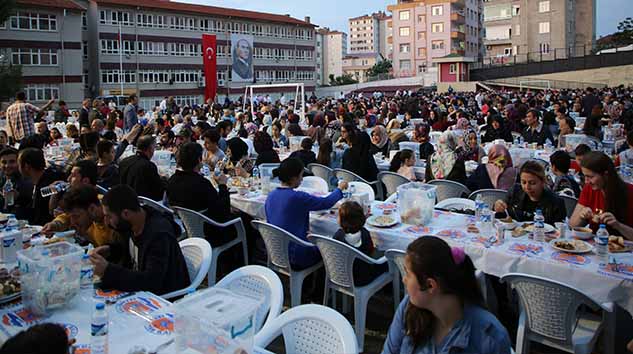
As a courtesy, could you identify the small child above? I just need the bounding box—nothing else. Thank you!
[334,201,387,286]
[389,149,416,181]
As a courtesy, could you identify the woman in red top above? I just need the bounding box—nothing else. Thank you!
[570,151,633,239]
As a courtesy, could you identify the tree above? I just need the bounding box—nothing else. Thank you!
[0,0,16,24]
[596,17,633,52]
[0,63,22,101]
[367,59,392,78]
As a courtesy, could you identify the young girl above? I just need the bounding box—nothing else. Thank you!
[389,149,416,181]
[382,236,512,354]
[333,201,387,286]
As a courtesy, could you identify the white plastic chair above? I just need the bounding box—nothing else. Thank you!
[300,176,329,194]
[435,198,476,210]
[172,206,248,285]
[308,234,392,350]
[348,181,375,202]
[96,185,109,194]
[161,238,212,300]
[138,196,186,239]
[255,304,358,354]
[559,194,578,218]
[377,171,410,200]
[333,168,379,191]
[308,163,334,186]
[215,265,284,333]
[429,131,442,144]
[427,179,471,202]
[384,249,407,312]
[469,189,508,209]
[251,221,323,307]
[502,273,613,354]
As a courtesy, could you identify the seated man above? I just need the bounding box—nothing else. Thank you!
[89,185,190,295]
[0,147,33,220]
[18,148,66,225]
[62,185,122,247]
[119,135,165,201]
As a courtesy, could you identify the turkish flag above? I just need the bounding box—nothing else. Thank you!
[202,34,217,102]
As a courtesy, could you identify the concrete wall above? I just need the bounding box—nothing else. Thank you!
[315,71,436,97]
[437,81,477,93]
[507,64,633,87]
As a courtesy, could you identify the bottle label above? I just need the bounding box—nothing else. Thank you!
[91,322,108,336]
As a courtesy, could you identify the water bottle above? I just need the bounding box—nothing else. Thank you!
[80,254,94,289]
[91,302,109,354]
[533,209,545,242]
[475,194,484,223]
[349,184,356,198]
[40,182,69,197]
[200,164,210,177]
[6,215,18,230]
[252,166,260,180]
[480,204,494,236]
[595,224,609,260]
[3,179,14,206]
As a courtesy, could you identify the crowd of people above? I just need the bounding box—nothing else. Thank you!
[2,83,633,353]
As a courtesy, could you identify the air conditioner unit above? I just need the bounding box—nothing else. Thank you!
[218,79,226,87]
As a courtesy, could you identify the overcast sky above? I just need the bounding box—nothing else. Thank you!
[180,0,630,38]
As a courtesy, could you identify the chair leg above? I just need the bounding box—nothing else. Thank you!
[331,288,337,310]
[343,294,350,314]
[207,252,219,286]
[515,311,529,354]
[392,277,400,313]
[289,274,304,307]
[354,295,369,351]
[322,282,330,307]
[603,309,616,354]
[241,237,249,266]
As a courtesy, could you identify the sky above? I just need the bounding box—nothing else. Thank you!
[180,0,631,38]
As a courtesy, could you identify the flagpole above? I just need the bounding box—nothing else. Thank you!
[119,22,124,96]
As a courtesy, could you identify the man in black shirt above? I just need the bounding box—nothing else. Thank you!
[0,148,33,220]
[521,109,554,146]
[119,135,165,201]
[18,148,65,225]
[90,185,190,295]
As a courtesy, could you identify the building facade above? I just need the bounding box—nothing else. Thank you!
[318,28,347,85]
[342,52,379,83]
[388,0,484,78]
[483,0,596,64]
[348,11,390,55]
[0,0,86,107]
[379,14,393,60]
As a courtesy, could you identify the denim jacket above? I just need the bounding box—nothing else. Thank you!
[382,297,512,354]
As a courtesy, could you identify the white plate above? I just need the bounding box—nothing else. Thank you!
[367,215,399,228]
[549,238,593,254]
[515,222,556,234]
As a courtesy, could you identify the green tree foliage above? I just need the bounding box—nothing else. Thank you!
[328,73,358,86]
[0,64,23,101]
[0,0,16,24]
[367,59,392,77]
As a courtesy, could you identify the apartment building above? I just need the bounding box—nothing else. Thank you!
[343,52,379,83]
[388,0,484,78]
[316,31,324,85]
[483,0,596,63]
[0,0,85,106]
[348,11,390,54]
[379,14,393,60]
[318,28,347,84]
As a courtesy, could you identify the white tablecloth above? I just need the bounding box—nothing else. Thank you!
[233,192,633,315]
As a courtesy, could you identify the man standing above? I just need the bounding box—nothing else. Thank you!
[119,135,164,201]
[79,98,91,128]
[123,94,139,132]
[5,92,54,142]
[581,87,601,118]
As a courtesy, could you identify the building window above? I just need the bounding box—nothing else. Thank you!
[399,10,410,21]
[100,10,133,26]
[449,64,457,74]
[539,22,550,34]
[514,24,520,36]
[399,59,411,71]
[417,15,425,23]
[431,40,444,50]
[82,12,87,30]
[539,43,550,54]
[11,48,58,66]
[100,39,119,54]
[504,47,512,56]
[512,5,520,16]
[25,85,59,101]
[82,41,88,60]
[539,1,550,13]
[418,64,427,73]
[399,43,410,53]
[432,23,444,33]
[399,27,410,36]
[431,5,443,16]
[9,12,57,31]
[417,47,426,57]
[101,70,136,84]
[417,31,425,41]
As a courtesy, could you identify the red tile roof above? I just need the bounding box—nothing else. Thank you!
[17,0,85,11]
[95,0,315,27]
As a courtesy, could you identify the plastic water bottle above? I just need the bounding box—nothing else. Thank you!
[91,302,109,354]
[40,182,69,197]
[595,224,609,260]
[252,166,260,180]
[349,184,356,198]
[6,215,18,230]
[533,209,545,242]
[200,164,210,177]
[475,194,484,223]
[3,179,14,206]
[80,254,94,289]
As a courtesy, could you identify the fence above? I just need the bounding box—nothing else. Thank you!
[485,77,608,91]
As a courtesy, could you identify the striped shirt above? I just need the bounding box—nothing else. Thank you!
[6,101,38,141]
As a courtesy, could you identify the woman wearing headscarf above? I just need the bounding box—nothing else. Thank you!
[226,137,253,177]
[466,144,518,191]
[481,114,513,143]
[341,122,379,182]
[457,128,486,163]
[425,131,466,184]
[412,123,435,160]
[369,125,389,157]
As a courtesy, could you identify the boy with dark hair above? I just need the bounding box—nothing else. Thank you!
[549,151,581,197]
[0,323,69,354]
[201,128,225,167]
[18,148,65,225]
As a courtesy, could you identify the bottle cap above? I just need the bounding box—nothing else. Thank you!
[96,302,105,310]
[599,224,606,228]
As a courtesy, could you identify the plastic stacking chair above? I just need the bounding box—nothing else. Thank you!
[469,189,507,209]
[559,194,578,219]
[255,304,359,354]
[308,234,392,350]
[502,273,613,354]
[251,221,323,307]
[435,198,476,210]
[384,249,407,312]
[427,179,471,202]
[138,196,174,214]
[299,176,329,194]
[216,265,284,333]
[348,181,375,202]
[95,185,109,194]
[333,168,380,193]
[161,238,212,300]
[172,206,248,285]
[377,171,410,200]
[307,163,334,187]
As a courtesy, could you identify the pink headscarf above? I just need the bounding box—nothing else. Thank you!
[485,144,517,189]
[456,118,469,130]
